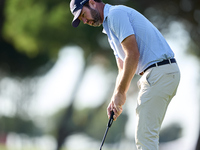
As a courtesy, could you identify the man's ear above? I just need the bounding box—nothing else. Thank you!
[89,0,96,8]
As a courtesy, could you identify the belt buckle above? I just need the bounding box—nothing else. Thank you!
[140,72,144,75]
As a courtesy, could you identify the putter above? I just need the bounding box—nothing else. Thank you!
[99,111,114,150]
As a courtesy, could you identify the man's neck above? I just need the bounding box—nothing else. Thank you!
[97,2,105,23]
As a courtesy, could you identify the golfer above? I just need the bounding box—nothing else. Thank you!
[70,0,180,149]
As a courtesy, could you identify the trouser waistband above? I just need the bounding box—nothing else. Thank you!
[140,58,176,75]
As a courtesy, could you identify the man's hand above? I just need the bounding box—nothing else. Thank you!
[107,92,126,120]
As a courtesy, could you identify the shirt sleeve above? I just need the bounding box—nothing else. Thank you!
[107,9,135,43]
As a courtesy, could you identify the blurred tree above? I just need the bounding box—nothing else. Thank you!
[2,0,111,59]
[0,0,53,77]
[51,101,127,150]
[0,116,43,137]
[1,0,200,149]
[1,0,200,74]
[0,77,44,144]
[52,54,125,150]
[0,77,37,118]
[159,123,182,143]
[0,39,53,77]
[139,0,200,58]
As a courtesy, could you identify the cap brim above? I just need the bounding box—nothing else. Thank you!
[72,9,82,28]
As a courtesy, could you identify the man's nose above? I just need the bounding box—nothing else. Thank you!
[82,18,88,24]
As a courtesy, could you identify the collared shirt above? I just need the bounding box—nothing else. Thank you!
[102,4,174,75]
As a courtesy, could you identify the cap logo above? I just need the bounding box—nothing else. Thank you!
[72,4,77,12]
[80,0,87,5]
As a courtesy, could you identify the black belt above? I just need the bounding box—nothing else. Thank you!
[140,58,176,75]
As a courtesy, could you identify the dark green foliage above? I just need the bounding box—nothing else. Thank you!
[159,123,182,143]
[0,0,200,76]
[0,116,43,136]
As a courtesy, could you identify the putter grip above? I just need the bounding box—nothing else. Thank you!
[107,111,114,127]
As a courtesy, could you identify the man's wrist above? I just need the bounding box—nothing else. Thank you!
[115,85,127,95]
[113,90,126,106]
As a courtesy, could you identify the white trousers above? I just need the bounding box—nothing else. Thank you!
[135,63,180,150]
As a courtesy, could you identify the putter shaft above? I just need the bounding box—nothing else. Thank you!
[99,111,114,150]
[100,127,109,150]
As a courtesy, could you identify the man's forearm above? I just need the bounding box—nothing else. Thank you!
[115,54,138,95]
[107,35,140,120]
[115,34,140,95]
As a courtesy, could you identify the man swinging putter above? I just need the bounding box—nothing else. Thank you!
[70,0,181,149]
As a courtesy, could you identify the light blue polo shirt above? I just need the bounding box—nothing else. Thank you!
[102,4,174,75]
